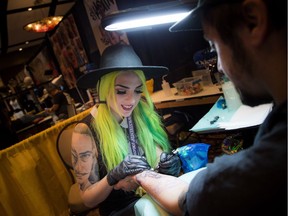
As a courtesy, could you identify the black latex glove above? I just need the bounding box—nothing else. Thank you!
[157,152,181,176]
[107,155,151,186]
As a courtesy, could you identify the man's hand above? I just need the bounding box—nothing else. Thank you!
[107,155,151,186]
[157,152,181,176]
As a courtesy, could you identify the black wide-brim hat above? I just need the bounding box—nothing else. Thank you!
[169,0,242,32]
[77,43,168,89]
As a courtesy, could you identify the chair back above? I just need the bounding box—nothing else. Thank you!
[63,92,74,105]
[63,92,77,118]
[67,104,77,118]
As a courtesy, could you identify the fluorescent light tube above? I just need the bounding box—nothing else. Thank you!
[104,12,190,31]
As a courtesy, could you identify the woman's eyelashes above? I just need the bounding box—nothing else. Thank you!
[135,89,143,94]
[116,89,126,95]
[116,89,143,95]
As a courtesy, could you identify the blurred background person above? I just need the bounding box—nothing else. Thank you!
[45,83,69,120]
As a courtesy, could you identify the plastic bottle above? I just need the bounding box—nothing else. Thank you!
[161,75,172,96]
[221,76,242,111]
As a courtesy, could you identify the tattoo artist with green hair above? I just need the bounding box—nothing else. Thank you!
[71,43,181,216]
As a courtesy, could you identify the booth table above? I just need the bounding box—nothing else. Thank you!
[150,85,223,147]
[16,116,53,140]
[151,85,223,109]
[191,96,273,133]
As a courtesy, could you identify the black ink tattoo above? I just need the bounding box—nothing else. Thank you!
[136,170,161,186]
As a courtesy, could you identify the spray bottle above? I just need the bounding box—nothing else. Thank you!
[162,75,172,96]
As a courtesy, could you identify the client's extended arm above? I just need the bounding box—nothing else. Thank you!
[133,170,189,216]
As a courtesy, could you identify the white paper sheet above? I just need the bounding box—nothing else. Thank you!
[218,103,273,130]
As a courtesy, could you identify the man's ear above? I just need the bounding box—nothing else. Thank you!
[242,0,268,46]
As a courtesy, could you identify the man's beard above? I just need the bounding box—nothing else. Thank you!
[230,39,273,107]
[237,87,273,107]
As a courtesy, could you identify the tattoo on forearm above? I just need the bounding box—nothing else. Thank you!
[136,170,161,186]
[137,170,185,198]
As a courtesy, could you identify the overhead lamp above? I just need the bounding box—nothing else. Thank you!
[23,16,63,33]
[101,1,193,32]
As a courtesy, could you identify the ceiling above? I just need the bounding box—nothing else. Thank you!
[0,0,77,72]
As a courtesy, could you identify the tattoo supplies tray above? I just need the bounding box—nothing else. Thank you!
[173,76,203,96]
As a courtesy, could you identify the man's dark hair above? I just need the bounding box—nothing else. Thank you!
[201,0,286,45]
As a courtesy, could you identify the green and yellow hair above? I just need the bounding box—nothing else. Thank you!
[92,70,171,171]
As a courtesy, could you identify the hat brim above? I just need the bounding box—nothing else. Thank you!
[170,0,244,32]
[169,7,202,32]
[77,66,168,89]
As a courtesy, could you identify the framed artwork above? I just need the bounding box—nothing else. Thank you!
[49,13,89,89]
[83,0,129,54]
[28,46,59,85]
